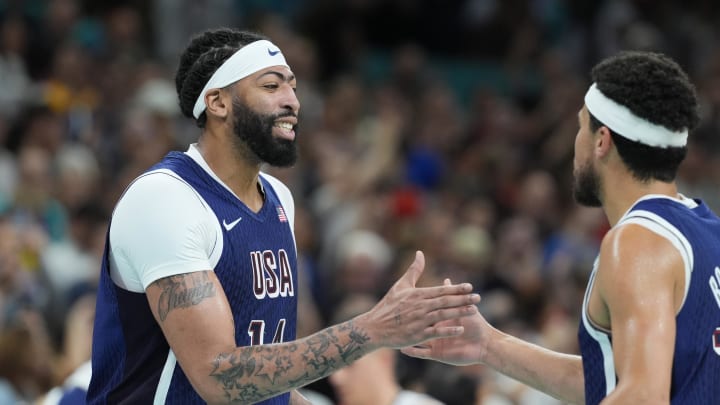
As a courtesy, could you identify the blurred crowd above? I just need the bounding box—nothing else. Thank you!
[1,0,720,404]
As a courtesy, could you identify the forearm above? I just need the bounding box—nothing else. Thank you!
[204,319,374,404]
[484,328,585,404]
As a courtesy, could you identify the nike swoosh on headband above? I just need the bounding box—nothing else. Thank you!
[268,48,281,56]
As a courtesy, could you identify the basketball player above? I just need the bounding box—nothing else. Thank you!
[86,28,480,404]
[402,51,720,404]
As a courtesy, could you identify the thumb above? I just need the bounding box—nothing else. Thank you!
[398,251,425,288]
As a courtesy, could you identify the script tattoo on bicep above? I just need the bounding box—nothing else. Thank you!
[155,272,216,321]
[209,320,371,403]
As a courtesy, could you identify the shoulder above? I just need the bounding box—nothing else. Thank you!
[113,169,211,224]
[120,169,201,203]
[599,222,683,272]
[596,222,685,302]
[110,169,221,290]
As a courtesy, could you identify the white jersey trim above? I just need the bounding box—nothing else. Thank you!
[185,144,296,247]
[154,350,176,404]
[261,172,296,245]
[581,260,617,396]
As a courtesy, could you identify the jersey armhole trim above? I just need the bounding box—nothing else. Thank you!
[619,210,693,311]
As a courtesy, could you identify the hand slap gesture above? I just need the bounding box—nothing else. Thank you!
[354,251,480,349]
[401,278,489,366]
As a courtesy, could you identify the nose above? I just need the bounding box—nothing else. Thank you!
[281,85,300,115]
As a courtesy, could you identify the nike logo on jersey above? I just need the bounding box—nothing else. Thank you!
[268,48,281,56]
[223,217,242,231]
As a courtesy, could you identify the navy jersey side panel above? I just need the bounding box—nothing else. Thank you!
[87,233,170,404]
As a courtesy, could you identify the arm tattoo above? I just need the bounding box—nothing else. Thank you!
[210,320,370,403]
[155,272,216,321]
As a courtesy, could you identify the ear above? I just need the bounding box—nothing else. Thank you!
[204,89,229,120]
[594,125,614,159]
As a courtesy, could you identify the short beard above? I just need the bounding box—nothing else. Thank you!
[572,162,602,207]
[231,97,298,167]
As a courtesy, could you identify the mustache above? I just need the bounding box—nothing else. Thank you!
[270,111,297,121]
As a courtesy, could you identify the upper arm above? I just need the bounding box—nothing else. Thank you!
[146,270,237,400]
[596,224,685,401]
[111,171,233,399]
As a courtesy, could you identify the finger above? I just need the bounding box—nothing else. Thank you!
[429,294,481,311]
[444,278,452,286]
[424,324,465,339]
[400,346,432,359]
[416,282,475,299]
[428,304,479,324]
[397,250,425,288]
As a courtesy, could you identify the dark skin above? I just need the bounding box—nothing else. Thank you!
[145,65,481,405]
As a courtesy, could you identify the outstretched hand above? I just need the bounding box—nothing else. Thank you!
[354,251,480,349]
[401,279,491,366]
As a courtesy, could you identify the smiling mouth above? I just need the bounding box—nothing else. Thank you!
[274,122,294,131]
[273,121,296,140]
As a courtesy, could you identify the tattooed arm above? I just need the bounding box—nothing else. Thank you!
[146,252,480,404]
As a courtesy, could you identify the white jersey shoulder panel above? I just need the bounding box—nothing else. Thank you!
[109,169,223,292]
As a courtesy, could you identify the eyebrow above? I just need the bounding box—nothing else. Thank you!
[258,70,296,83]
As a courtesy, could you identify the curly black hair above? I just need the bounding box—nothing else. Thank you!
[588,51,700,182]
[175,28,269,128]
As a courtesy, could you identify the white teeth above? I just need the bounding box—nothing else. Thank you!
[275,122,293,130]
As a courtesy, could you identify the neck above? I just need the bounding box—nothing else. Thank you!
[197,128,264,211]
[600,169,679,226]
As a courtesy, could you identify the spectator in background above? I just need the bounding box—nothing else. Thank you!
[1,2,720,404]
[39,284,96,405]
[0,14,31,120]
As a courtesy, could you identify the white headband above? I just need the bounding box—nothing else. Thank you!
[192,39,289,119]
[584,83,687,148]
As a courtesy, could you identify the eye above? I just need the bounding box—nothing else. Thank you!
[263,83,279,90]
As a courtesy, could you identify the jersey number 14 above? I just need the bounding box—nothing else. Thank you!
[248,319,286,345]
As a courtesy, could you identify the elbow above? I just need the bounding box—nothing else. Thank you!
[180,361,233,405]
[185,378,227,405]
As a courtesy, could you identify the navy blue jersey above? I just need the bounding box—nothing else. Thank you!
[579,196,720,404]
[88,151,298,404]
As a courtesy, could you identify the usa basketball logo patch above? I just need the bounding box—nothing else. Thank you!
[714,327,720,356]
[277,206,288,222]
